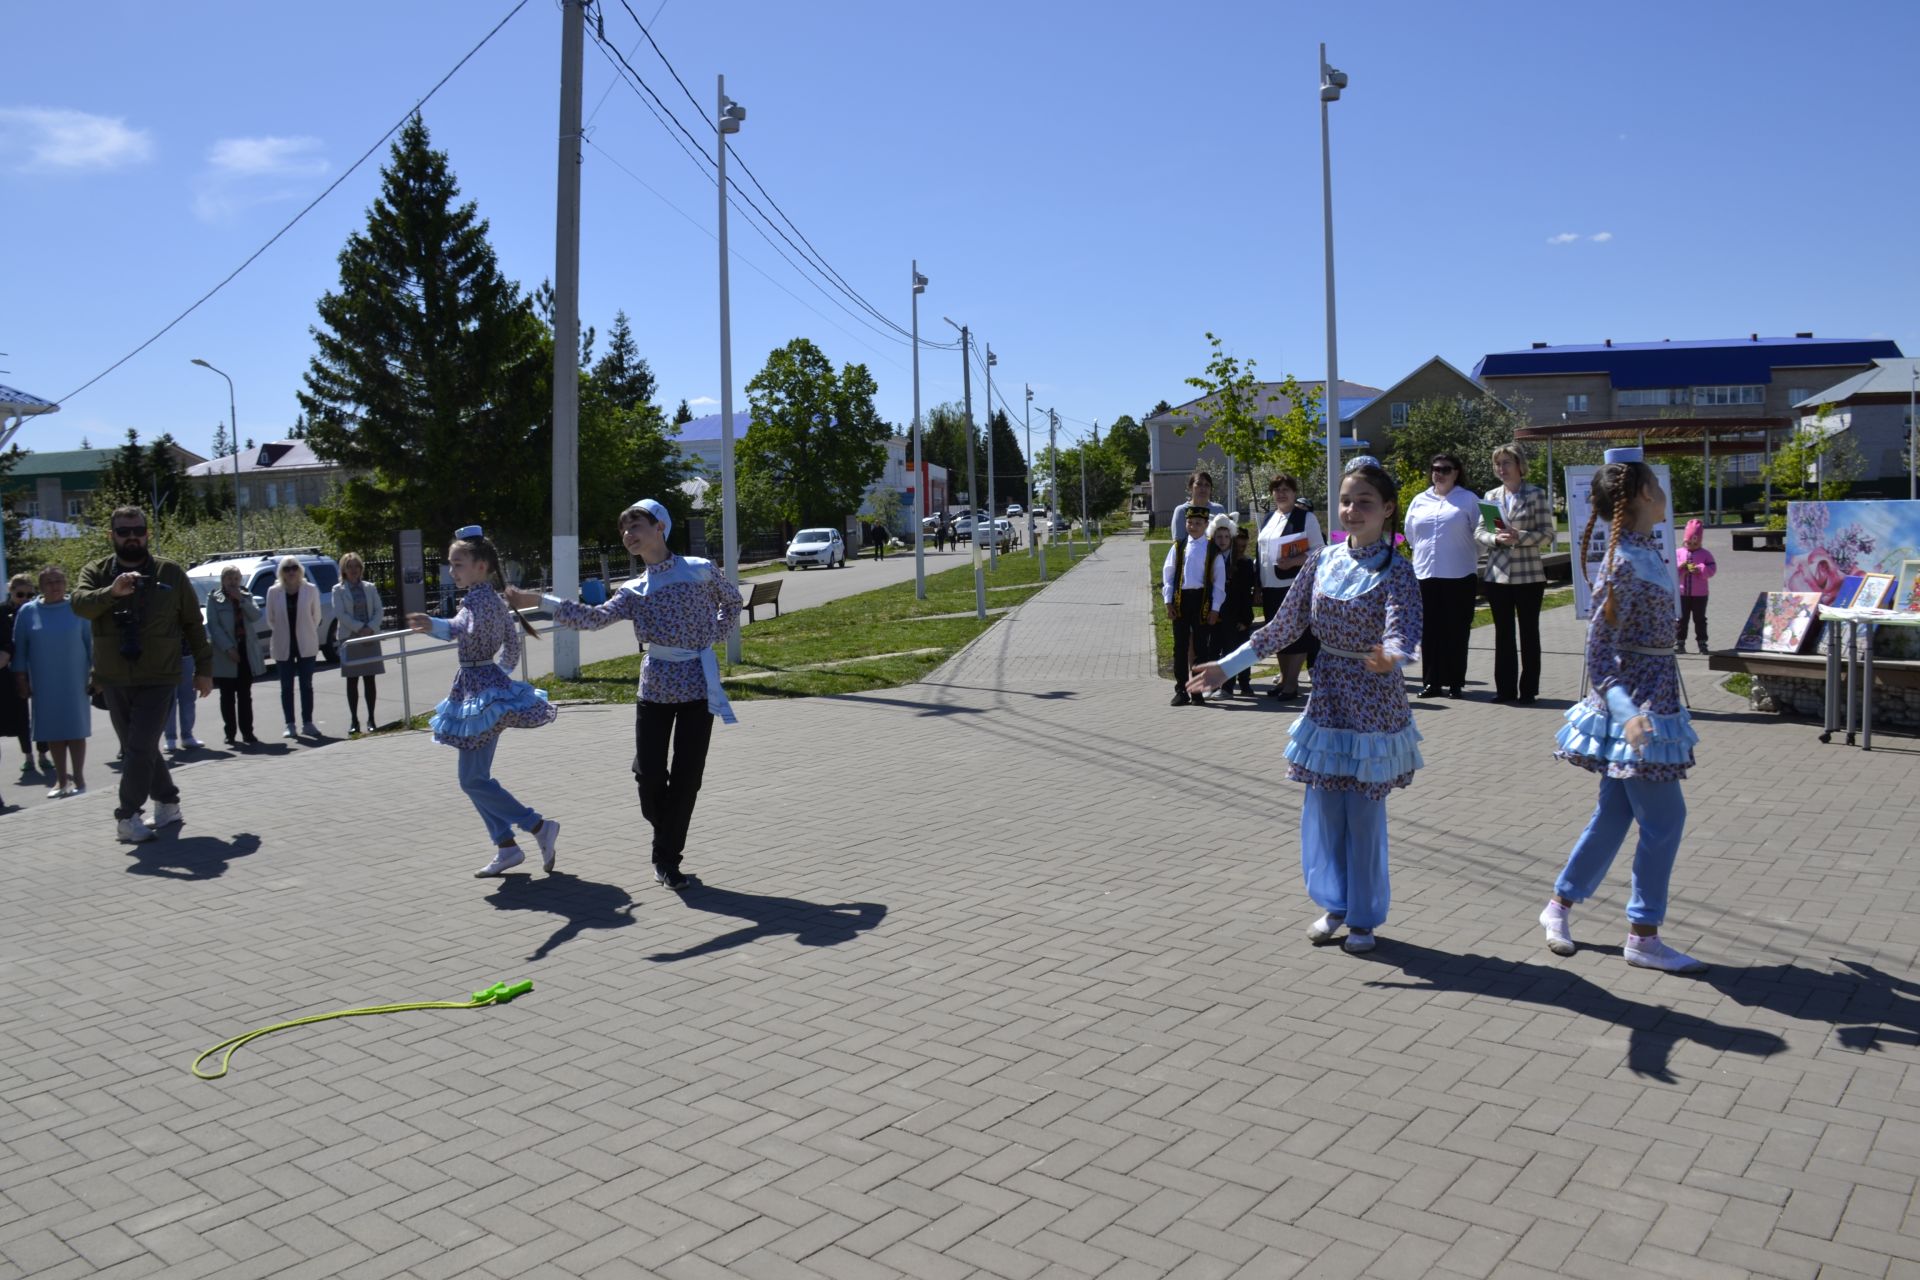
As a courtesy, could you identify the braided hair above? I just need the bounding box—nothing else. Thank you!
[1577,461,1655,625]
[450,530,541,641]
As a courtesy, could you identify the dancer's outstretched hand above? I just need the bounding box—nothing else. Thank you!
[1362,646,1395,674]
[406,612,435,635]
[1186,663,1226,695]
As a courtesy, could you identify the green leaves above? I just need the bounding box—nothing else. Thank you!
[742,338,888,532]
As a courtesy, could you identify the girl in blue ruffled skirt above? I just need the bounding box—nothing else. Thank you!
[409,527,560,879]
[1540,454,1706,973]
[1190,457,1424,953]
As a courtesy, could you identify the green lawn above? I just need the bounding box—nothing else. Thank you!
[537,540,1101,703]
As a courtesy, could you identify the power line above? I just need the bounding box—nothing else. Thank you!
[58,0,532,404]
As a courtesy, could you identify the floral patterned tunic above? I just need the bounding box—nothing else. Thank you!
[1220,542,1425,800]
[426,582,558,749]
[547,554,743,705]
[1555,530,1697,781]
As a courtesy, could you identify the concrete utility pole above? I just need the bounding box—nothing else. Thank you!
[550,0,586,678]
[1078,432,1090,557]
[984,343,999,570]
[945,320,986,619]
[716,75,748,663]
[911,262,928,598]
[1025,384,1043,580]
[1047,408,1060,562]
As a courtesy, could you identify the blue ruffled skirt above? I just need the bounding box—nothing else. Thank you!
[1283,714,1424,799]
[430,678,558,750]
[1554,698,1696,780]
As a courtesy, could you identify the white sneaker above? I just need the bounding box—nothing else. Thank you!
[301,722,321,738]
[1343,929,1377,954]
[283,724,298,739]
[47,785,67,799]
[1540,902,1576,956]
[116,815,155,844]
[534,819,561,872]
[181,737,206,750]
[164,739,177,752]
[1624,936,1708,974]
[1307,913,1346,943]
[151,801,183,828]
[475,845,525,878]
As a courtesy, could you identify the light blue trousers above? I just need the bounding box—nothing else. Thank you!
[1555,776,1686,926]
[1301,787,1391,930]
[166,654,196,742]
[457,736,541,845]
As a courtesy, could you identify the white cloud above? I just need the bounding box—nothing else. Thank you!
[687,395,719,407]
[1546,232,1580,245]
[0,106,152,171]
[208,135,327,176]
[194,135,329,221]
[1589,231,1613,242]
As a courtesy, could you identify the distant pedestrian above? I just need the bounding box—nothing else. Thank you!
[1255,474,1323,700]
[872,522,888,561]
[1405,452,1480,699]
[1540,451,1705,973]
[1477,444,1554,704]
[0,573,41,773]
[410,525,559,878]
[332,552,386,736]
[164,637,205,753]
[11,566,92,797]
[1674,519,1715,654]
[1162,506,1225,706]
[69,505,214,843]
[266,557,323,739]
[204,566,264,746]
[1219,526,1258,697]
[933,520,946,552]
[1188,457,1423,954]
[508,499,740,891]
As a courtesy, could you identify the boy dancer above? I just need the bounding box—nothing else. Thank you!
[1163,506,1226,706]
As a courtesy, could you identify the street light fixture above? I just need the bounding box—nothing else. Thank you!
[190,358,244,553]
[911,263,928,598]
[942,316,987,620]
[716,75,746,663]
[1318,43,1348,521]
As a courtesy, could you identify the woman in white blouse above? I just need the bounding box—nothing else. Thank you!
[1254,473,1324,699]
[266,557,323,739]
[1403,452,1481,699]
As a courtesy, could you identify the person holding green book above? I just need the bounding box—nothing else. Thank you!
[1476,444,1555,704]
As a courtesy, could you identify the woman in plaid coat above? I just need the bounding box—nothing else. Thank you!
[1476,444,1556,703]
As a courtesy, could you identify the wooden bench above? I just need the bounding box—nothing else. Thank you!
[744,578,783,623]
[1729,526,1785,552]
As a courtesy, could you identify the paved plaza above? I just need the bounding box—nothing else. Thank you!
[3,529,1917,1280]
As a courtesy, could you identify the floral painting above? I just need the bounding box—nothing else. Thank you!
[1759,591,1822,653]
[1786,501,1920,655]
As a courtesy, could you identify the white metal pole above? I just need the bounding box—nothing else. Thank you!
[1027,385,1045,580]
[984,344,998,570]
[193,359,244,553]
[1048,409,1059,563]
[549,0,585,679]
[1545,436,1555,552]
[911,261,926,599]
[717,74,743,662]
[1319,43,1344,521]
[1078,437,1089,556]
[954,324,985,619]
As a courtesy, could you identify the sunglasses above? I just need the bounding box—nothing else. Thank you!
[10,590,31,600]
[113,526,148,536]
[1429,465,1455,474]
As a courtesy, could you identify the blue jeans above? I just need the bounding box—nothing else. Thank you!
[1300,787,1391,930]
[457,735,541,845]
[165,654,197,743]
[278,655,316,726]
[1555,776,1687,926]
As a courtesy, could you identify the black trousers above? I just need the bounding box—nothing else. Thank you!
[1171,589,1214,687]
[1483,580,1547,700]
[1676,595,1708,648]
[635,698,714,871]
[216,666,256,740]
[1219,622,1253,690]
[1418,573,1479,691]
[103,684,180,819]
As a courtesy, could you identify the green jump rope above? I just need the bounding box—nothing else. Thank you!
[191,980,535,1079]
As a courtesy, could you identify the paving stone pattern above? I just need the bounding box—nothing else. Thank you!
[2,530,1917,1279]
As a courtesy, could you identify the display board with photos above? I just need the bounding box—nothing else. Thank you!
[1783,500,1920,657]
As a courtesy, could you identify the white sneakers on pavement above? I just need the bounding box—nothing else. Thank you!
[1307,913,1346,943]
[1342,929,1377,954]
[116,815,155,844]
[300,722,321,738]
[474,845,526,878]
[534,819,561,872]
[1625,935,1709,974]
[1540,902,1576,956]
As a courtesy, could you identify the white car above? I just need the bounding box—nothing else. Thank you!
[784,527,845,569]
[1006,504,1023,517]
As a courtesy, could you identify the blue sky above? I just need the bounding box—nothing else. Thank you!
[4,0,1917,464]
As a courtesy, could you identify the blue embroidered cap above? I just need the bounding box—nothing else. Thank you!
[626,499,671,541]
[1343,454,1384,474]
[454,524,484,539]
[1603,447,1643,465]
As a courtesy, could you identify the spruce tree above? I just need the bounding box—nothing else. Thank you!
[592,310,657,412]
[673,398,694,427]
[300,114,548,549]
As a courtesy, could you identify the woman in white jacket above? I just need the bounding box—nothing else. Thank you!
[266,557,323,739]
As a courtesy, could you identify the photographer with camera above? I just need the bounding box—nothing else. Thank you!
[70,506,213,843]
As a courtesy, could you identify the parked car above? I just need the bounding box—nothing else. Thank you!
[1006,503,1023,517]
[1048,514,1070,532]
[784,527,846,569]
[187,548,344,663]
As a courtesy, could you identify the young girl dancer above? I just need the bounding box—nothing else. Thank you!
[507,499,741,891]
[1540,450,1705,972]
[408,526,560,878]
[1189,456,1423,952]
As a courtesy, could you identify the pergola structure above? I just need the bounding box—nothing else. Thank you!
[1514,415,1793,527]
[0,383,63,583]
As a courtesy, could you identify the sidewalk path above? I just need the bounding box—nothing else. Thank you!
[3,531,1917,1279]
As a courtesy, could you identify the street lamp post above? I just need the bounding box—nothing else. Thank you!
[190,358,244,552]
[911,262,928,598]
[716,75,747,663]
[1318,43,1349,519]
[984,343,999,570]
[1047,408,1059,560]
[1026,384,1045,580]
[943,317,986,619]
[1078,432,1090,557]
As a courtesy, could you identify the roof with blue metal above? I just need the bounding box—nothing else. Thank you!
[1471,337,1904,389]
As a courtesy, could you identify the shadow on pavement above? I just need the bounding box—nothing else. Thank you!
[125,832,263,880]
[1707,960,1920,1053]
[1362,940,1785,1083]
[649,883,887,963]
[822,692,986,717]
[483,872,637,962]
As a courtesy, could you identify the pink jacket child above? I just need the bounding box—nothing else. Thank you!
[1674,519,1716,651]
